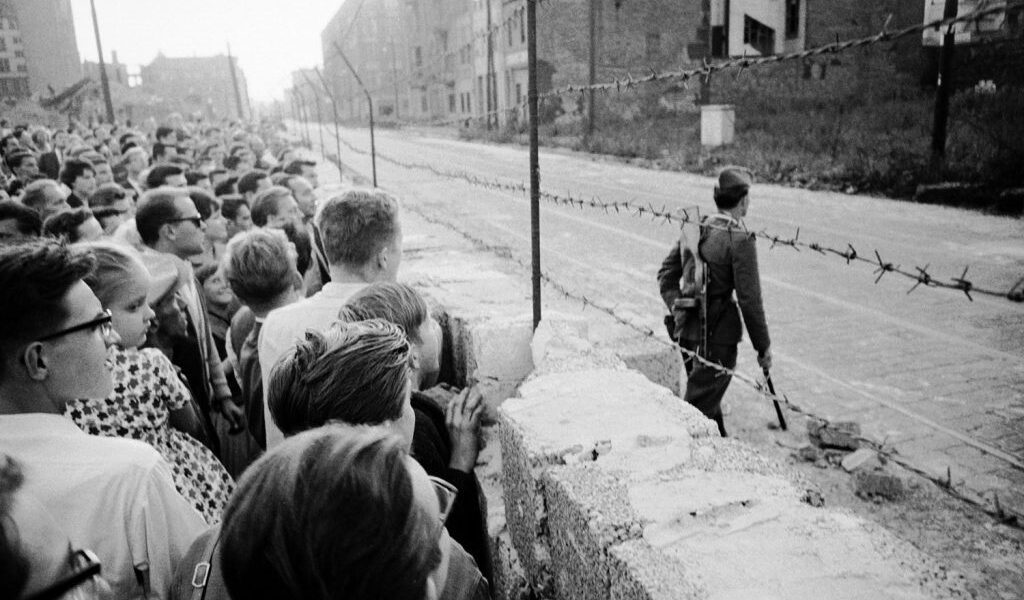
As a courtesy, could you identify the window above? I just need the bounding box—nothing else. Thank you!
[515,82,522,105]
[645,32,661,60]
[421,94,428,112]
[448,93,455,113]
[785,0,800,40]
[743,15,776,55]
[520,9,525,44]
[414,46,422,67]
[0,58,9,73]
[0,37,5,52]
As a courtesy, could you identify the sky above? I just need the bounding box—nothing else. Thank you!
[70,0,346,103]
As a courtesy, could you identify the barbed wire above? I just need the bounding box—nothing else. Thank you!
[538,0,1021,99]
[399,200,1024,532]
[318,125,1020,303]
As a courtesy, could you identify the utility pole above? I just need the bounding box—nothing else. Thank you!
[527,0,541,329]
[88,0,115,124]
[587,0,597,136]
[390,37,401,119]
[930,0,958,178]
[486,0,495,129]
[227,44,247,121]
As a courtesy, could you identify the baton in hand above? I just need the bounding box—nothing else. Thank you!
[762,368,788,431]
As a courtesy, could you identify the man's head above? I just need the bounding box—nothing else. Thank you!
[713,166,753,214]
[135,187,207,258]
[155,126,176,145]
[21,180,69,222]
[342,282,442,390]
[145,164,187,190]
[0,240,116,405]
[5,150,38,182]
[151,142,178,164]
[0,199,42,244]
[237,170,271,202]
[318,189,401,281]
[89,160,113,186]
[281,175,316,222]
[58,158,96,200]
[223,228,298,313]
[0,133,21,156]
[251,186,300,230]
[283,159,318,189]
[220,195,253,239]
[219,426,446,600]
[122,146,149,177]
[42,207,104,243]
[267,321,416,446]
[89,183,133,235]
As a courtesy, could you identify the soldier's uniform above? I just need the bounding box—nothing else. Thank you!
[657,172,770,435]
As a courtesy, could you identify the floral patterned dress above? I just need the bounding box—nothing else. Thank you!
[64,346,234,524]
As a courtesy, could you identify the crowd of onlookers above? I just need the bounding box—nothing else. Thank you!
[0,113,490,600]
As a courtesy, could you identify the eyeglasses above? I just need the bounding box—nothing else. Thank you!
[37,310,113,342]
[25,548,104,600]
[429,476,458,525]
[168,215,203,227]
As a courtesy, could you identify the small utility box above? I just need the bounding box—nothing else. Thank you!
[700,104,735,148]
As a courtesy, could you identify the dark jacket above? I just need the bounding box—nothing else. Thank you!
[657,215,770,353]
[411,391,492,585]
[38,150,60,180]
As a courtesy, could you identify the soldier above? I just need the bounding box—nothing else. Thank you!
[657,167,772,436]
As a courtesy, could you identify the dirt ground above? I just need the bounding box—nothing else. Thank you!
[726,401,1024,600]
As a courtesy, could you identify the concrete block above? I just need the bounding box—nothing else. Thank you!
[491,527,533,600]
[530,314,628,376]
[613,337,683,397]
[854,469,907,500]
[841,448,880,473]
[498,412,552,587]
[808,419,862,450]
[542,465,642,600]
[607,540,705,600]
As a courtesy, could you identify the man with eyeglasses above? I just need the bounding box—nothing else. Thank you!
[136,187,245,456]
[0,240,206,600]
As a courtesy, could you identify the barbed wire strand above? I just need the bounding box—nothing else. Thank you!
[539,0,1021,99]
[316,125,1018,302]
[399,200,1024,532]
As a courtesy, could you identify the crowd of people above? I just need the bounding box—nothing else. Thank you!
[0,113,490,600]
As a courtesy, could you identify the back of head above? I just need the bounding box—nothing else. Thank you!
[0,199,42,241]
[317,189,399,269]
[220,425,439,600]
[283,159,314,176]
[713,166,753,210]
[136,187,188,246]
[237,170,268,196]
[145,164,184,190]
[344,282,428,345]
[42,207,94,243]
[0,240,95,377]
[71,240,145,307]
[20,180,59,217]
[267,321,410,437]
[214,178,238,198]
[88,182,128,209]
[223,228,294,307]
[250,186,291,227]
[188,186,218,220]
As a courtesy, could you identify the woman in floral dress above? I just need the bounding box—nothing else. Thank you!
[63,242,233,523]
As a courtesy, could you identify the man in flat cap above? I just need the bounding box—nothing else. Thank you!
[657,166,772,436]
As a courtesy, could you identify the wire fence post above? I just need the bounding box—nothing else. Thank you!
[314,67,345,181]
[930,0,958,178]
[297,92,312,148]
[300,71,327,160]
[527,0,541,329]
[333,41,378,187]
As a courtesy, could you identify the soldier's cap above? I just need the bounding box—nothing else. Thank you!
[716,166,753,195]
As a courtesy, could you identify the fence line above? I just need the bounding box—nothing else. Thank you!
[539,0,1021,100]
[398,200,1024,532]
[316,124,1020,302]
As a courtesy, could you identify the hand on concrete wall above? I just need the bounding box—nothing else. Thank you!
[446,385,484,473]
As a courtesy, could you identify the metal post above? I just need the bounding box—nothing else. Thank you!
[527,0,541,329]
[930,0,958,177]
[88,0,115,124]
[301,72,326,157]
[486,0,495,130]
[227,44,246,120]
[315,67,345,180]
[297,93,312,148]
[587,0,597,137]
[333,41,377,187]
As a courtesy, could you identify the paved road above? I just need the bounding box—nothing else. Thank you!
[311,123,1024,513]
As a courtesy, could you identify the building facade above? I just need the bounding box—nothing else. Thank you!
[320,0,807,125]
[0,1,29,99]
[139,53,250,120]
[83,51,130,88]
[10,0,81,96]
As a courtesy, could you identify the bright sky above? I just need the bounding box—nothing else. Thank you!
[71,0,346,103]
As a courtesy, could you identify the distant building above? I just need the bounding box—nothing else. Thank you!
[139,53,250,120]
[83,50,129,87]
[320,0,808,126]
[0,1,29,99]
[10,0,81,96]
